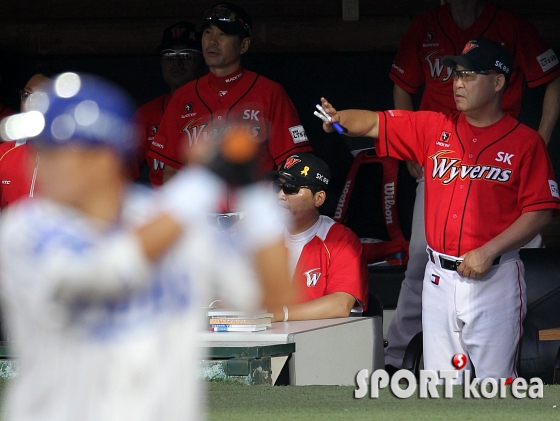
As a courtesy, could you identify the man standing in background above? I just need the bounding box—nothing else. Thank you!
[132,22,206,186]
[149,3,311,190]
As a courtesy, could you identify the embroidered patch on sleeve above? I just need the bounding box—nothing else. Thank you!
[289,125,308,144]
[537,49,559,73]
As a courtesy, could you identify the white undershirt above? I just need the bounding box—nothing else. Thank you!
[283,215,335,278]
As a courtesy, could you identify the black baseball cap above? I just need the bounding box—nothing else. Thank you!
[264,153,331,191]
[196,2,252,38]
[157,21,202,53]
[442,37,513,82]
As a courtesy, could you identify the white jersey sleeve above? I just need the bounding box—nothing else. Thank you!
[0,200,153,311]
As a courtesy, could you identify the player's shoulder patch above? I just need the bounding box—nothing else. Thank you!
[549,180,560,199]
[537,49,559,73]
[289,125,308,144]
[387,110,404,118]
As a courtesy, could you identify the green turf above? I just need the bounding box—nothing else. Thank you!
[1,377,559,420]
[207,382,560,421]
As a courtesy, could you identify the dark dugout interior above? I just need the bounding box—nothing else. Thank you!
[1,51,557,220]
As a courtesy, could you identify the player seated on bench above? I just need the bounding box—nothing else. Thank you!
[264,153,368,322]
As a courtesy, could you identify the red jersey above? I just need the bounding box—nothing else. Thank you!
[390,2,560,116]
[0,140,17,157]
[131,94,172,186]
[0,142,36,209]
[375,110,560,256]
[148,69,311,178]
[285,216,368,311]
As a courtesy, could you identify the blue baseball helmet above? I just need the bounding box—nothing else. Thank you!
[7,72,138,158]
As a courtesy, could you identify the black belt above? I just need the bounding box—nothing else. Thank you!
[207,213,245,231]
[427,248,501,271]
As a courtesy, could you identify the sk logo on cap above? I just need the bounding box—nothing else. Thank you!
[284,156,301,169]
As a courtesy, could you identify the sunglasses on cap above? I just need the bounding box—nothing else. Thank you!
[161,49,201,61]
[272,181,311,195]
[452,69,499,82]
[201,7,251,32]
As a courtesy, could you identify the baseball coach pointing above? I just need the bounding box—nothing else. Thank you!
[320,38,560,382]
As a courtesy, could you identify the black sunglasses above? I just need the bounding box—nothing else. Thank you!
[272,181,310,195]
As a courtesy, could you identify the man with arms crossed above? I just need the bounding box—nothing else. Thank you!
[264,153,368,322]
[385,0,560,371]
[321,38,560,381]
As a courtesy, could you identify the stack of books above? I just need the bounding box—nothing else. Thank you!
[207,309,273,332]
